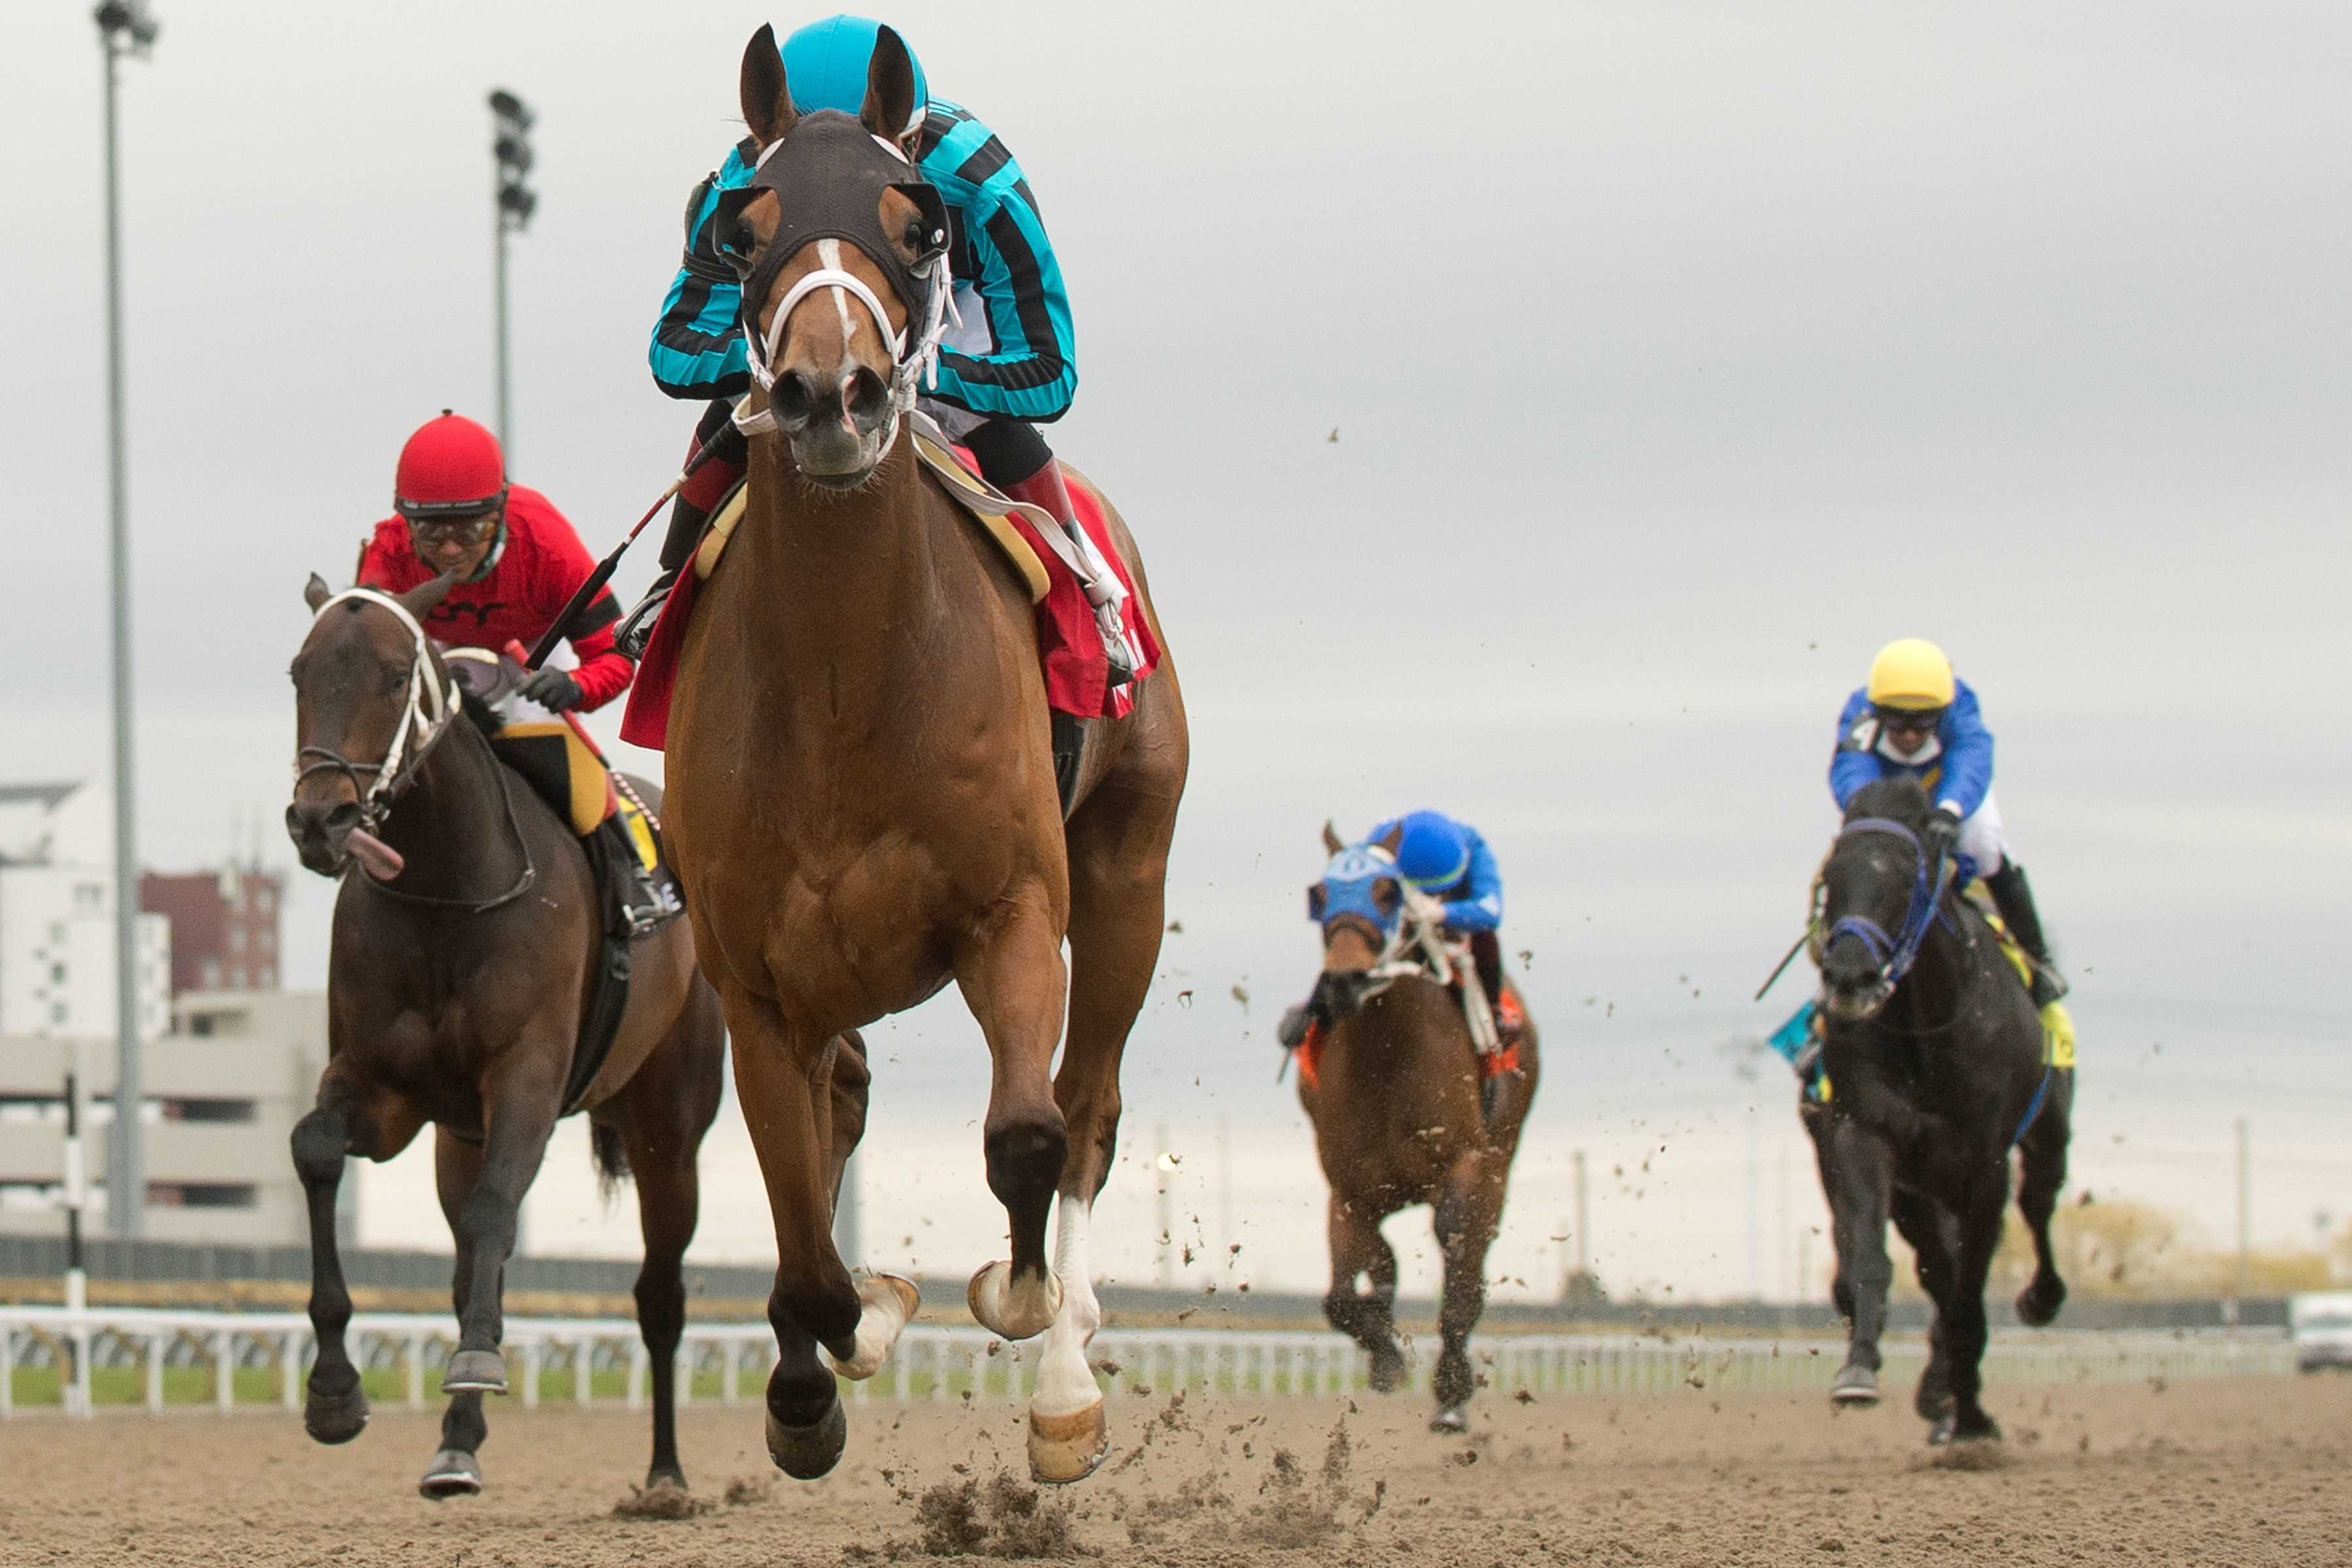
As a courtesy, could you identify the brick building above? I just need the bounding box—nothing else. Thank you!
[140,867,284,994]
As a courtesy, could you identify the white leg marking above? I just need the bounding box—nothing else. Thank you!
[1032,1198,1103,1418]
[830,1275,919,1381]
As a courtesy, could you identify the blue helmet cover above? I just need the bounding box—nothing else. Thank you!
[781,14,931,135]
[1393,810,1470,891]
[1307,844,1407,940]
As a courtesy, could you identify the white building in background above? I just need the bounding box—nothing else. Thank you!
[0,781,170,1043]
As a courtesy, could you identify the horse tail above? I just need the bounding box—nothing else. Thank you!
[589,1121,631,1202]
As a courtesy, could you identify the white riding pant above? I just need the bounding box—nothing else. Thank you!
[913,282,992,441]
[1957,789,2012,877]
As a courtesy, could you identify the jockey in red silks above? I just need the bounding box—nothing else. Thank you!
[357,411,667,924]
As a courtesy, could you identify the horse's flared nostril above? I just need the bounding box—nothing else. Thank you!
[843,366,889,428]
[772,370,821,429]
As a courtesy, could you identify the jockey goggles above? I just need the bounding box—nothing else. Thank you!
[1870,704,1944,735]
[404,505,502,547]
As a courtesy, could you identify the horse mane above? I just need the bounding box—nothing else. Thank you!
[456,686,506,740]
[1846,774,1931,826]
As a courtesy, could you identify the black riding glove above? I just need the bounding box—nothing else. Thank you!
[1922,805,1962,862]
[521,667,584,712]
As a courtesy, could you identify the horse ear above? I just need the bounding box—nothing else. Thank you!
[1375,823,1404,857]
[397,571,457,619]
[740,23,797,147]
[303,573,332,613]
[1320,820,1345,858]
[860,25,918,142]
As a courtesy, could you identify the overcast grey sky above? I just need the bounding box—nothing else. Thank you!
[3,3,2347,1299]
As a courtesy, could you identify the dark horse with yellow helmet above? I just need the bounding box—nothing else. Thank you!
[1810,777,2072,1443]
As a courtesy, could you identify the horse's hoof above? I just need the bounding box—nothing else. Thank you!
[1429,1405,1470,1435]
[1028,1399,1109,1486]
[2016,1274,2067,1328]
[441,1349,508,1395]
[1946,1413,2002,1445]
[302,1378,370,1445]
[766,1399,849,1480]
[968,1259,1062,1341]
[1829,1362,1880,1406]
[1368,1350,1407,1395]
[419,1448,483,1500]
[832,1274,921,1380]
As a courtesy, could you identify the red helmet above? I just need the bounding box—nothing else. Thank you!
[393,411,506,518]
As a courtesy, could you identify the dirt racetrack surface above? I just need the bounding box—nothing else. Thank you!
[4,1374,2347,1566]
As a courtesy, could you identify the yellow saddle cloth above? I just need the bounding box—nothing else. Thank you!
[1963,883,2077,1070]
[490,722,660,872]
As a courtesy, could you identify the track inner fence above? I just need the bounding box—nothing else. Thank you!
[0,1305,2294,1418]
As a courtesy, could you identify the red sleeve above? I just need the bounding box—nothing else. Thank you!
[512,487,635,711]
[355,519,422,591]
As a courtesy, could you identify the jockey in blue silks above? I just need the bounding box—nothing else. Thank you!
[1278,810,1525,1053]
[1831,638,2066,1006]
[617,14,1100,669]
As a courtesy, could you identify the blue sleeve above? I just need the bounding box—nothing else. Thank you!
[921,108,1077,422]
[1827,688,1880,811]
[647,149,755,401]
[1933,683,1994,817]
[1442,827,1503,932]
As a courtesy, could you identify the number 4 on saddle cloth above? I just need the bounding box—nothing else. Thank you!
[617,416,1163,814]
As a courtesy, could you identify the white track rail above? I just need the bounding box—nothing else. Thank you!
[0,1304,2295,1419]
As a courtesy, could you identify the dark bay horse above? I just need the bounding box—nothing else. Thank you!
[661,27,1187,1484]
[1297,823,1538,1433]
[285,575,726,1498]
[1812,777,2071,1443]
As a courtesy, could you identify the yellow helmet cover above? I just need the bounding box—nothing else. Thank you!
[1866,638,1955,711]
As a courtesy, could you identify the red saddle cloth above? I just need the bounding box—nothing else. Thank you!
[619,454,1160,752]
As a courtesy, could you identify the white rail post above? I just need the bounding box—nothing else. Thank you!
[406,1335,425,1410]
[214,1330,234,1413]
[2,1322,14,1418]
[521,1341,542,1411]
[575,1335,592,1406]
[629,1339,647,1411]
[147,1331,164,1412]
[282,1331,300,1410]
[676,1342,692,1409]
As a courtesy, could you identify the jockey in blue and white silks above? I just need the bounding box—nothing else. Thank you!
[1279,809,1524,1055]
[617,14,1098,666]
[1829,638,2066,1005]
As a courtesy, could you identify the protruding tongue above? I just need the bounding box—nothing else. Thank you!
[346,828,406,882]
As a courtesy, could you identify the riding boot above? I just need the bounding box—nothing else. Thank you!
[1984,862,2067,1006]
[999,461,1137,689]
[595,815,674,936]
[615,405,748,660]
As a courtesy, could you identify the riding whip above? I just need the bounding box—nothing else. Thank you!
[1752,928,1811,1002]
[523,411,742,671]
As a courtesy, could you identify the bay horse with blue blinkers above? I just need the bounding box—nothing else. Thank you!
[1812,777,2071,1443]
[1297,822,1538,1433]
[659,25,1188,1485]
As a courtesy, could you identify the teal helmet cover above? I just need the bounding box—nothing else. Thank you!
[781,15,930,137]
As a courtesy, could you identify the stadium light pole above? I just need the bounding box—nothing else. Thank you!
[96,0,159,1241]
[488,90,536,457]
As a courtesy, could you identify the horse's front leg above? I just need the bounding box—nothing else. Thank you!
[1823,1111,1897,1406]
[1938,1166,2012,1444]
[438,1049,563,1404]
[958,886,1071,1345]
[291,1070,421,1446]
[2014,1083,2072,1327]
[725,996,890,1480]
[1889,1190,1958,1424]
[420,1128,495,1499]
[1324,1195,1406,1393]
[1430,1151,1505,1434]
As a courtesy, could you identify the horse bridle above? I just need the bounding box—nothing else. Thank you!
[292,589,540,913]
[295,587,457,836]
[1820,816,1954,988]
[730,131,958,451]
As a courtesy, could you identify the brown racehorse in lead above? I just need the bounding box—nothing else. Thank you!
[284,574,727,1500]
[1294,823,1539,1433]
[659,27,1188,1484]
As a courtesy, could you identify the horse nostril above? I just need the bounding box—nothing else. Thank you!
[325,802,361,834]
[772,371,820,427]
[843,366,888,425]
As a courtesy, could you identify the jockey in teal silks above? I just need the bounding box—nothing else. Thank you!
[617,14,1109,681]
[1279,810,1526,1055]
[1830,638,2067,1007]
